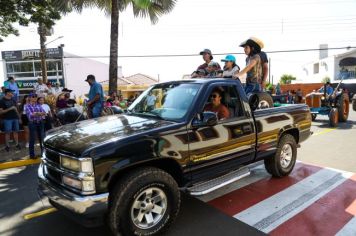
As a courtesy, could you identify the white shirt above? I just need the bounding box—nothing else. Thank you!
[34,83,49,96]
[51,86,63,95]
[41,104,51,114]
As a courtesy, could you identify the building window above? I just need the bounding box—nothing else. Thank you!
[313,63,319,74]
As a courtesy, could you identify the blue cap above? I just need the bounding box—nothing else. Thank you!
[221,54,236,62]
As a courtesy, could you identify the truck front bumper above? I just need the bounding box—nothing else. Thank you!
[37,163,109,227]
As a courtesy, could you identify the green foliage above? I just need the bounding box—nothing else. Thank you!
[0,0,62,42]
[321,76,330,83]
[265,82,273,91]
[280,74,296,85]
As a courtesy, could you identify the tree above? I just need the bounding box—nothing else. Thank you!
[56,0,176,93]
[279,74,296,85]
[1,1,62,82]
[0,1,61,42]
[321,76,330,83]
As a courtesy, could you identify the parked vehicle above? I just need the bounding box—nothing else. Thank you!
[306,81,349,127]
[38,78,312,235]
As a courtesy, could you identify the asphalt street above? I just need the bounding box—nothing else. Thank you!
[0,108,355,235]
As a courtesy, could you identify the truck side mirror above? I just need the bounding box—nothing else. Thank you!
[248,93,259,111]
[192,111,218,128]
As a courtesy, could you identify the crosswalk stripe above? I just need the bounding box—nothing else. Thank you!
[208,162,321,215]
[270,175,356,236]
[336,217,356,236]
[233,168,353,233]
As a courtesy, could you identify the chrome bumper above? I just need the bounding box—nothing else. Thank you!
[38,163,109,217]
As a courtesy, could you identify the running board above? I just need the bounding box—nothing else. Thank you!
[187,168,250,196]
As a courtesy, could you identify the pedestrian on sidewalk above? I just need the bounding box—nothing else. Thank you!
[0,89,22,152]
[37,97,53,132]
[26,93,46,159]
[20,95,30,148]
[5,77,20,103]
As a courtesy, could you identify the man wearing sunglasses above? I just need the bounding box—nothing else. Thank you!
[204,88,230,120]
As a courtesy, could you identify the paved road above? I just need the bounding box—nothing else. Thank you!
[298,108,356,173]
[1,108,356,235]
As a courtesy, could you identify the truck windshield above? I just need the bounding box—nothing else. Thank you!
[128,83,201,121]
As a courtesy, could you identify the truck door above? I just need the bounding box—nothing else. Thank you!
[188,84,256,182]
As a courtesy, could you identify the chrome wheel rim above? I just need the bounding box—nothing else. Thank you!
[131,187,167,229]
[258,100,270,109]
[280,143,293,168]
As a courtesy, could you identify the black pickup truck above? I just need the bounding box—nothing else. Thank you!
[38,78,312,235]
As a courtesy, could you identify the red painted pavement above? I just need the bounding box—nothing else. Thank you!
[208,163,322,216]
[270,174,356,236]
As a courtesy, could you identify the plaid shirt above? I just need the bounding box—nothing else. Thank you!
[26,103,46,123]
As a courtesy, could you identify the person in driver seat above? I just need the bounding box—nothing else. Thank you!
[204,88,230,120]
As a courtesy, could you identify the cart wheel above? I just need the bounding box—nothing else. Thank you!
[311,114,317,121]
[329,108,339,127]
[337,93,349,122]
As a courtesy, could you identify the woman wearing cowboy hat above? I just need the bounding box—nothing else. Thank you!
[235,37,264,94]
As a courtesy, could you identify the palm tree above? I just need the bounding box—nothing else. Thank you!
[55,0,176,93]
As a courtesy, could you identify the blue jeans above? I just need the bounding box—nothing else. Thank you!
[92,102,103,118]
[28,121,45,158]
[244,82,261,95]
[3,119,20,133]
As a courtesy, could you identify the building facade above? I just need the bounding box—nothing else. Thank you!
[301,47,356,84]
[2,47,64,93]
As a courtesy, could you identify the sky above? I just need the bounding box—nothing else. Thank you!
[1,0,356,87]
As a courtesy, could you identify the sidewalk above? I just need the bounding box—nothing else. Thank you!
[0,141,41,163]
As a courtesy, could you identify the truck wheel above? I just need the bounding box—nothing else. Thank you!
[257,92,274,109]
[264,134,297,177]
[109,167,180,236]
[337,93,349,122]
[311,114,317,121]
[329,108,339,127]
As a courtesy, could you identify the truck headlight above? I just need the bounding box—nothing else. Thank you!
[62,176,95,192]
[61,156,93,173]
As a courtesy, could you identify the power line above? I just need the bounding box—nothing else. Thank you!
[1,46,354,62]
[56,46,356,59]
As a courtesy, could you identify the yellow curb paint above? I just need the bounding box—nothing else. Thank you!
[23,208,57,220]
[313,128,336,136]
[0,158,41,170]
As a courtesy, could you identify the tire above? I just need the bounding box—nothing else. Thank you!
[264,134,297,177]
[311,114,317,121]
[353,99,356,112]
[256,92,274,109]
[329,108,339,127]
[337,93,349,122]
[109,167,180,236]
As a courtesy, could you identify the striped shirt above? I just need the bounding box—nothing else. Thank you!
[26,103,46,123]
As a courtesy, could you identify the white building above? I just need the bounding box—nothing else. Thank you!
[301,45,356,84]
[1,48,122,96]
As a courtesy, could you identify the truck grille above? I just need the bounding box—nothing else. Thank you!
[45,149,60,165]
[46,166,62,184]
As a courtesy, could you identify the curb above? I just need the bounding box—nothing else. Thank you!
[0,158,41,170]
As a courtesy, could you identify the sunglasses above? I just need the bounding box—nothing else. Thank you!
[211,94,219,98]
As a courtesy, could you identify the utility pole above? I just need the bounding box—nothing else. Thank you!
[39,22,48,83]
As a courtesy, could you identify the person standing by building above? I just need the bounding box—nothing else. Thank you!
[25,93,46,159]
[6,77,20,103]
[146,91,156,111]
[0,89,21,152]
[34,77,49,97]
[85,74,104,118]
[51,82,63,95]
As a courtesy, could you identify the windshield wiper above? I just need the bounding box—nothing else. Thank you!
[143,111,164,120]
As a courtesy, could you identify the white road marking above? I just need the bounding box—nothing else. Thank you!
[336,217,356,236]
[234,168,353,233]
